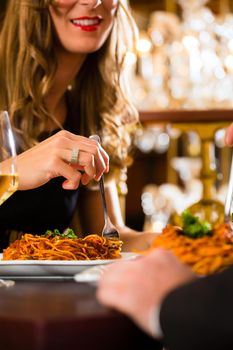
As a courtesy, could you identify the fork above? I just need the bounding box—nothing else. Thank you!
[224,150,233,223]
[89,135,120,240]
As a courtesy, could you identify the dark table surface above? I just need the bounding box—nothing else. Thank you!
[0,279,161,350]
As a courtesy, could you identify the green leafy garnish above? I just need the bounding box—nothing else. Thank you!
[181,210,212,238]
[45,228,77,239]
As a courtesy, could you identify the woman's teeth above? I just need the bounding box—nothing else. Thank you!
[71,19,100,26]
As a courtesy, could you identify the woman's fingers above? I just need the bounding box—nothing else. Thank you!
[52,131,109,177]
[88,138,110,174]
[61,149,103,184]
[68,137,108,179]
[47,157,83,189]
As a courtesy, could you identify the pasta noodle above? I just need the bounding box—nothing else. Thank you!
[143,223,233,275]
[3,233,123,261]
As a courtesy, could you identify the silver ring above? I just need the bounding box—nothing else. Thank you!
[70,149,79,164]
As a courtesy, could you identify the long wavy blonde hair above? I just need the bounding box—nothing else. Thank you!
[0,0,139,167]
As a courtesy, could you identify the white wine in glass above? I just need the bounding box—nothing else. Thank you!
[0,111,18,205]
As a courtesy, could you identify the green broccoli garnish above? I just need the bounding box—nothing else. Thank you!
[45,228,77,239]
[181,210,212,238]
[62,228,77,239]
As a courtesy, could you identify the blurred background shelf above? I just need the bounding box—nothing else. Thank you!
[122,0,233,231]
[130,0,233,15]
[139,109,233,123]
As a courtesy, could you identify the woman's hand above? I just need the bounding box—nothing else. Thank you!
[11,130,109,190]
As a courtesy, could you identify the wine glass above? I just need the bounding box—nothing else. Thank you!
[0,111,18,205]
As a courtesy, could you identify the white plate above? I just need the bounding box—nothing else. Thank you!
[0,253,136,277]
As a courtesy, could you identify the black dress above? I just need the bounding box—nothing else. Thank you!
[0,177,79,249]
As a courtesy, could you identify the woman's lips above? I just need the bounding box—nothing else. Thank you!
[70,16,102,32]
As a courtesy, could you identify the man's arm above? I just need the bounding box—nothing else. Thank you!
[160,265,233,350]
[225,122,233,146]
[97,248,233,349]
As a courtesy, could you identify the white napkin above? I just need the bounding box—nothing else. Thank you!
[74,265,108,284]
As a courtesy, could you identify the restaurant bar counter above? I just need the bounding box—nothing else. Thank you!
[0,279,161,350]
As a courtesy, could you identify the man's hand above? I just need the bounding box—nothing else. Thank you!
[225,122,233,146]
[97,249,196,337]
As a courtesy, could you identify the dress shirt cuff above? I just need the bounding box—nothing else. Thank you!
[148,304,164,339]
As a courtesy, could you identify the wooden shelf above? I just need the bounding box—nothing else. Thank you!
[139,109,233,124]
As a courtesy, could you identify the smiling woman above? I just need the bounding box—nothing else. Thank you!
[0,0,155,253]
[49,0,118,52]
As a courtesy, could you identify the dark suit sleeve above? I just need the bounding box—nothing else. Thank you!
[159,266,233,350]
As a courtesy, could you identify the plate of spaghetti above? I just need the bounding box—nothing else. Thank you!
[0,229,135,277]
[142,211,233,276]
